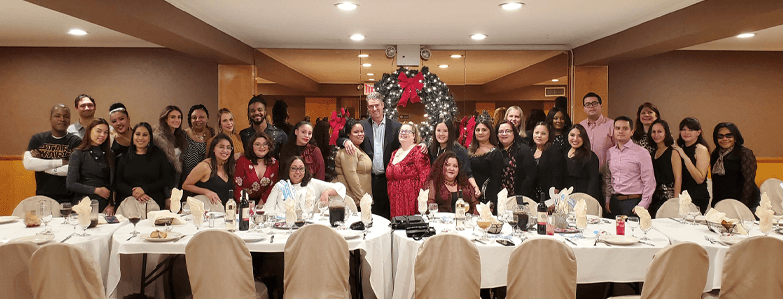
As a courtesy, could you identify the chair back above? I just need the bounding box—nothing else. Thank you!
[414,234,481,299]
[522,196,537,208]
[185,230,258,299]
[720,236,783,298]
[193,195,226,213]
[507,238,577,299]
[569,193,603,217]
[760,178,783,215]
[115,197,160,219]
[284,224,349,298]
[655,198,700,219]
[28,243,105,299]
[0,242,38,299]
[638,242,708,299]
[12,196,61,218]
[713,199,754,221]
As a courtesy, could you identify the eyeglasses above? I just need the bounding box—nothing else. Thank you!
[218,146,233,151]
[400,129,414,135]
[291,167,306,173]
[584,101,601,107]
[717,133,734,139]
[498,129,513,135]
[253,142,269,148]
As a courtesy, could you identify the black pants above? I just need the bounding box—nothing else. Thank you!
[609,195,642,217]
[371,174,390,220]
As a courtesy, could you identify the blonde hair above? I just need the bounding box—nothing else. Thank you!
[216,108,234,134]
[505,106,526,137]
[400,122,422,144]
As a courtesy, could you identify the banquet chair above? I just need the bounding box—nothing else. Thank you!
[185,230,268,299]
[0,242,39,299]
[507,238,577,299]
[12,195,61,218]
[28,243,105,299]
[193,194,226,213]
[713,199,754,221]
[759,178,783,214]
[608,242,709,299]
[284,224,350,298]
[719,236,783,298]
[521,196,537,209]
[115,196,160,219]
[655,198,700,219]
[569,192,603,217]
[414,234,481,299]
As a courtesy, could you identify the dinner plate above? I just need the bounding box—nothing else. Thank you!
[719,235,746,245]
[0,216,20,224]
[587,215,601,224]
[271,221,314,230]
[554,227,580,233]
[12,234,55,245]
[141,231,183,242]
[237,232,266,243]
[337,230,362,240]
[601,235,639,245]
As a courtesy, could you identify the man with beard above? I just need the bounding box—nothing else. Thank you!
[67,94,96,138]
[24,104,82,203]
[240,94,288,159]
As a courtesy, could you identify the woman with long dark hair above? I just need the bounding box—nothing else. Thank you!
[545,106,572,153]
[154,105,187,188]
[182,133,236,205]
[530,121,565,197]
[632,102,660,153]
[496,120,536,199]
[66,118,115,213]
[710,122,760,210]
[115,122,173,209]
[182,104,214,183]
[468,118,503,211]
[427,152,478,213]
[334,118,372,206]
[234,131,280,204]
[563,124,601,201]
[264,156,346,215]
[108,103,132,157]
[279,120,325,180]
[428,120,479,196]
[673,117,711,213]
[646,120,682,216]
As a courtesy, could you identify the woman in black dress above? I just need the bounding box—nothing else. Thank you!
[632,102,660,154]
[563,124,601,201]
[545,107,572,153]
[710,122,760,210]
[66,118,115,213]
[647,120,682,217]
[183,133,236,205]
[429,120,480,197]
[496,120,536,199]
[673,117,711,213]
[530,122,564,198]
[115,122,173,209]
[108,103,132,157]
[468,118,503,212]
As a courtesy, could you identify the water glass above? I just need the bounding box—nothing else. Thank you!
[428,203,439,222]
[318,201,329,221]
[39,201,53,235]
[60,203,73,225]
[626,217,640,236]
[689,211,700,225]
[182,202,191,220]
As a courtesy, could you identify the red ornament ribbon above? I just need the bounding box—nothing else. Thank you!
[329,108,349,146]
[397,72,424,107]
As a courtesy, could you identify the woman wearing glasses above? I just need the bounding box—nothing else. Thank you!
[710,123,759,210]
[264,156,346,215]
[386,122,431,218]
[496,120,536,199]
[182,133,236,205]
[234,131,279,204]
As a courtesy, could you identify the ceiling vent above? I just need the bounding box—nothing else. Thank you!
[545,87,566,97]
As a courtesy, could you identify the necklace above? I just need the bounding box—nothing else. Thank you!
[444,179,457,187]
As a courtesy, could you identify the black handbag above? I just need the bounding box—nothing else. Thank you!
[406,224,436,241]
[390,215,426,230]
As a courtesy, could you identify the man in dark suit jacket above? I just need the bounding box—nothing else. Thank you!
[339,92,401,220]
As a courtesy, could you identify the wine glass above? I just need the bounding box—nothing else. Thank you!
[689,211,700,225]
[318,201,329,221]
[428,203,439,222]
[418,201,427,219]
[576,216,588,237]
[127,209,141,237]
[679,207,688,223]
[70,214,79,235]
[181,202,191,220]
[39,202,53,235]
[741,218,754,233]
[60,203,73,225]
[761,220,773,236]
[78,216,91,237]
[253,205,265,231]
[362,213,372,239]
[641,223,653,241]
[476,218,492,242]
[286,209,296,235]
[626,217,640,236]
[266,211,277,229]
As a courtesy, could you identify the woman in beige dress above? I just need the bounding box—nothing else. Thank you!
[334,118,372,206]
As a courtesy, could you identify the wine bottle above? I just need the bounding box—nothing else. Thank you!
[225,190,236,232]
[239,190,250,231]
[537,191,547,235]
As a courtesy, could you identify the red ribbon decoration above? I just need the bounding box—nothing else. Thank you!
[329,108,349,146]
[465,116,476,148]
[397,72,424,107]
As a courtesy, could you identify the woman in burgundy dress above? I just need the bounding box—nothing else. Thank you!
[386,122,431,218]
[234,131,280,204]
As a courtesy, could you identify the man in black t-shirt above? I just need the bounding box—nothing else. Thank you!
[23,104,82,203]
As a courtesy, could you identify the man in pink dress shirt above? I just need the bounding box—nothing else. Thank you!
[579,92,614,169]
[603,116,656,216]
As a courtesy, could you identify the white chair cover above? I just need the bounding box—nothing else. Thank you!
[193,194,226,213]
[507,238,577,299]
[0,242,38,299]
[12,196,61,218]
[569,192,603,217]
[713,199,754,221]
[414,234,481,299]
[720,236,783,298]
[284,224,350,298]
[655,198,700,219]
[29,243,105,299]
[115,196,161,219]
[522,196,538,209]
[185,230,266,299]
[760,178,783,215]
[638,242,709,299]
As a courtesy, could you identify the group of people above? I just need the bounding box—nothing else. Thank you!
[24,91,758,221]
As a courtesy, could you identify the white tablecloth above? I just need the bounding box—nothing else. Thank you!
[0,217,127,290]
[106,214,393,299]
[392,215,671,299]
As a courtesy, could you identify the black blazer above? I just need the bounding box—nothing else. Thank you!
[534,147,565,197]
[338,117,401,172]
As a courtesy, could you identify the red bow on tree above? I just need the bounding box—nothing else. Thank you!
[329,108,349,146]
[397,72,424,107]
[465,116,476,148]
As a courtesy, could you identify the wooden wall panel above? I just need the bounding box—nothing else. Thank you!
[572,66,609,124]
[0,157,36,216]
[218,65,256,133]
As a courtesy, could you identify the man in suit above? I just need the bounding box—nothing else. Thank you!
[340,92,401,220]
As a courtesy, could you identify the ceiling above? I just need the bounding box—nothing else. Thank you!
[681,23,783,51]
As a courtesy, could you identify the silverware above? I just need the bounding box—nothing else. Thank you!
[593,237,599,246]
[175,235,188,242]
[126,234,136,241]
[269,235,275,243]
[638,241,655,246]
[60,233,74,243]
[472,239,486,245]
[565,238,578,246]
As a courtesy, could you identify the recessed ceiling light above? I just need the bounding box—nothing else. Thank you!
[362,63,371,67]
[500,2,524,10]
[68,29,87,36]
[350,34,365,41]
[369,79,375,81]
[335,2,358,10]
[471,33,487,40]
[552,79,559,82]
[367,73,374,76]
[737,33,755,38]
[450,54,462,58]
[358,54,369,58]
[439,65,448,68]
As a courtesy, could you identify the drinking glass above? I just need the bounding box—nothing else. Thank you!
[39,201,53,235]
[641,224,653,241]
[60,203,73,225]
[428,203,439,222]
[741,218,754,233]
[626,217,640,236]
[266,212,277,229]
[761,221,773,236]
[679,208,688,223]
[78,218,91,237]
[362,214,372,238]
[576,217,588,237]
[465,214,476,232]
[70,214,79,235]
[476,218,492,242]
[253,205,265,231]
[318,201,329,221]
[418,201,427,218]
[204,205,213,228]
[127,209,141,237]
[181,202,191,220]
[689,211,700,225]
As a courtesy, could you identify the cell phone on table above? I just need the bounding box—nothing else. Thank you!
[104,215,119,224]
[496,239,515,246]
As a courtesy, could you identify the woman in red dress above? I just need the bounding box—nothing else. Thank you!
[386,122,431,218]
[234,131,280,204]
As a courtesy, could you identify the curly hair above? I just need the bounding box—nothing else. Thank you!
[428,152,469,204]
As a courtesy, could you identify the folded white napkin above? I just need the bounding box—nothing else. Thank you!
[344,195,358,214]
[284,196,296,225]
[757,192,775,233]
[497,188,509,215]
[187,196,204,226]
[73,197,92,227]
[146,210,186,225]
[679,190,692,216]
[170,188,183,214]
[705,208,726,223]
[575,199,587,228]
[476,202,493,221]
[633,206,652,230]
[360,193,373,223]
[417,189,429,214]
